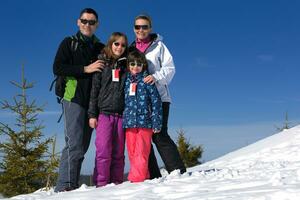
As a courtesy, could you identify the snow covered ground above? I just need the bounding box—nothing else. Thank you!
[5,125,300,199]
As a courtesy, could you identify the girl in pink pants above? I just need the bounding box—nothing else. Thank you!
[123,50,162,182]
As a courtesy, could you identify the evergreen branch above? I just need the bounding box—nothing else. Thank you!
[25,82,34,89]
[0,122,16,137]
[9,80,22,89]
[41,151,61,158]
[13,96,23,114]
[0,100,7,108]
[0,162,5,170]
[0,143,14,153]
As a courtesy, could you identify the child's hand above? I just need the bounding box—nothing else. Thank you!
[153,129,160,134]
[89,118,98,128]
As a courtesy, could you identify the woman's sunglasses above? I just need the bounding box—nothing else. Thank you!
[134,25,149,30]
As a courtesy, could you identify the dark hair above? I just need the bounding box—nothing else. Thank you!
[134,14,152,28]
[79,8,98,20]
[127,50,148,72]
[102,32,128,60]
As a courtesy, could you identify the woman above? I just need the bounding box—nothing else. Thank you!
[129,14,186,178]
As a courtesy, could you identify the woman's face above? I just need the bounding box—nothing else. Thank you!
[112,36,126,57]
[134,19,151,40]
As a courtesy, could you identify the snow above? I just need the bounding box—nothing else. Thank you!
[5,125,300,199]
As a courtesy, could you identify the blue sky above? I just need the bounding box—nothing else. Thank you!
[1,0,300,174]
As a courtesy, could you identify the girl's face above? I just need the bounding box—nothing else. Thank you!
[129,61,143,75]
[112,36,126,57]
[134,19,151,40]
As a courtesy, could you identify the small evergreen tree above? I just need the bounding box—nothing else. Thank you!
[44,136,59,191]
[176,129,203,168]
[275,111,292,132]
[0,67,58,197]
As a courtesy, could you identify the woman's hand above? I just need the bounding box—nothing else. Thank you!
[144,75,155,84]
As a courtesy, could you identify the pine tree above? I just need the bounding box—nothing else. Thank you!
[275,111,292,132]
[0,67,58,197]
[176,129,203,168]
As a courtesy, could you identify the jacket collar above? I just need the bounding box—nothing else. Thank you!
[129,33,161,53]
[76,31,100,44]
[128,70,149,81]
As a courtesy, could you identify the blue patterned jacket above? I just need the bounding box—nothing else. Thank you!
[123,71,162,131]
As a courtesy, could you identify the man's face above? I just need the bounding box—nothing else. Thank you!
[77,13,98,37]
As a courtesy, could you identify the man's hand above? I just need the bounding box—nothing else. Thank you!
[144,75,155,84]
[84,60,105,73]
[89,118,98,128]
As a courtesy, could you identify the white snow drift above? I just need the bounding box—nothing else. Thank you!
[6,125,300,200]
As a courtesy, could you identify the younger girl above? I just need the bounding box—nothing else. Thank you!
[88,32,128,187]
[123,50,162,182]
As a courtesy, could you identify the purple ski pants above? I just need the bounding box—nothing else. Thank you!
[93,114,125,187]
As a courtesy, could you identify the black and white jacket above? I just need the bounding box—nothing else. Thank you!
[88,55,127,118]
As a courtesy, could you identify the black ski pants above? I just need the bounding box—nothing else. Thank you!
[148,102,186,179]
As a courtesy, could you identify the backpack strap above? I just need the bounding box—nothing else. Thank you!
[49,76,58,92]
[70,35,79,52]
[57,102,64,123]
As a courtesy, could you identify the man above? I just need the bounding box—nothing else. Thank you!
[53,8,105,192]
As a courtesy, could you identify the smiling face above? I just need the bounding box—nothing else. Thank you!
[134,18,152,40]
[77,12,98,37]
[112,36,126,58]
[129,61,143,75]
[127,50,148,75]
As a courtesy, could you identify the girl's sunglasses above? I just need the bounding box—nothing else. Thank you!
[113,42,126,48]
[129,61,143,68]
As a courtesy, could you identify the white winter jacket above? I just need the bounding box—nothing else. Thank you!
[144,34,175,103]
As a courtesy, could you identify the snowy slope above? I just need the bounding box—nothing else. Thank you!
[6,125,300,200]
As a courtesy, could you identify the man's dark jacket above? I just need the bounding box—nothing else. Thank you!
[53,32,105,108]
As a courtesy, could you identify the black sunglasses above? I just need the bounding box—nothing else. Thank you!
[113,42,126,48]
[80,19,97,26]
[129,61,143,67]
[134,25,149,30]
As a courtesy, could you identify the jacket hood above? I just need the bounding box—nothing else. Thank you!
[150,33,163,43]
